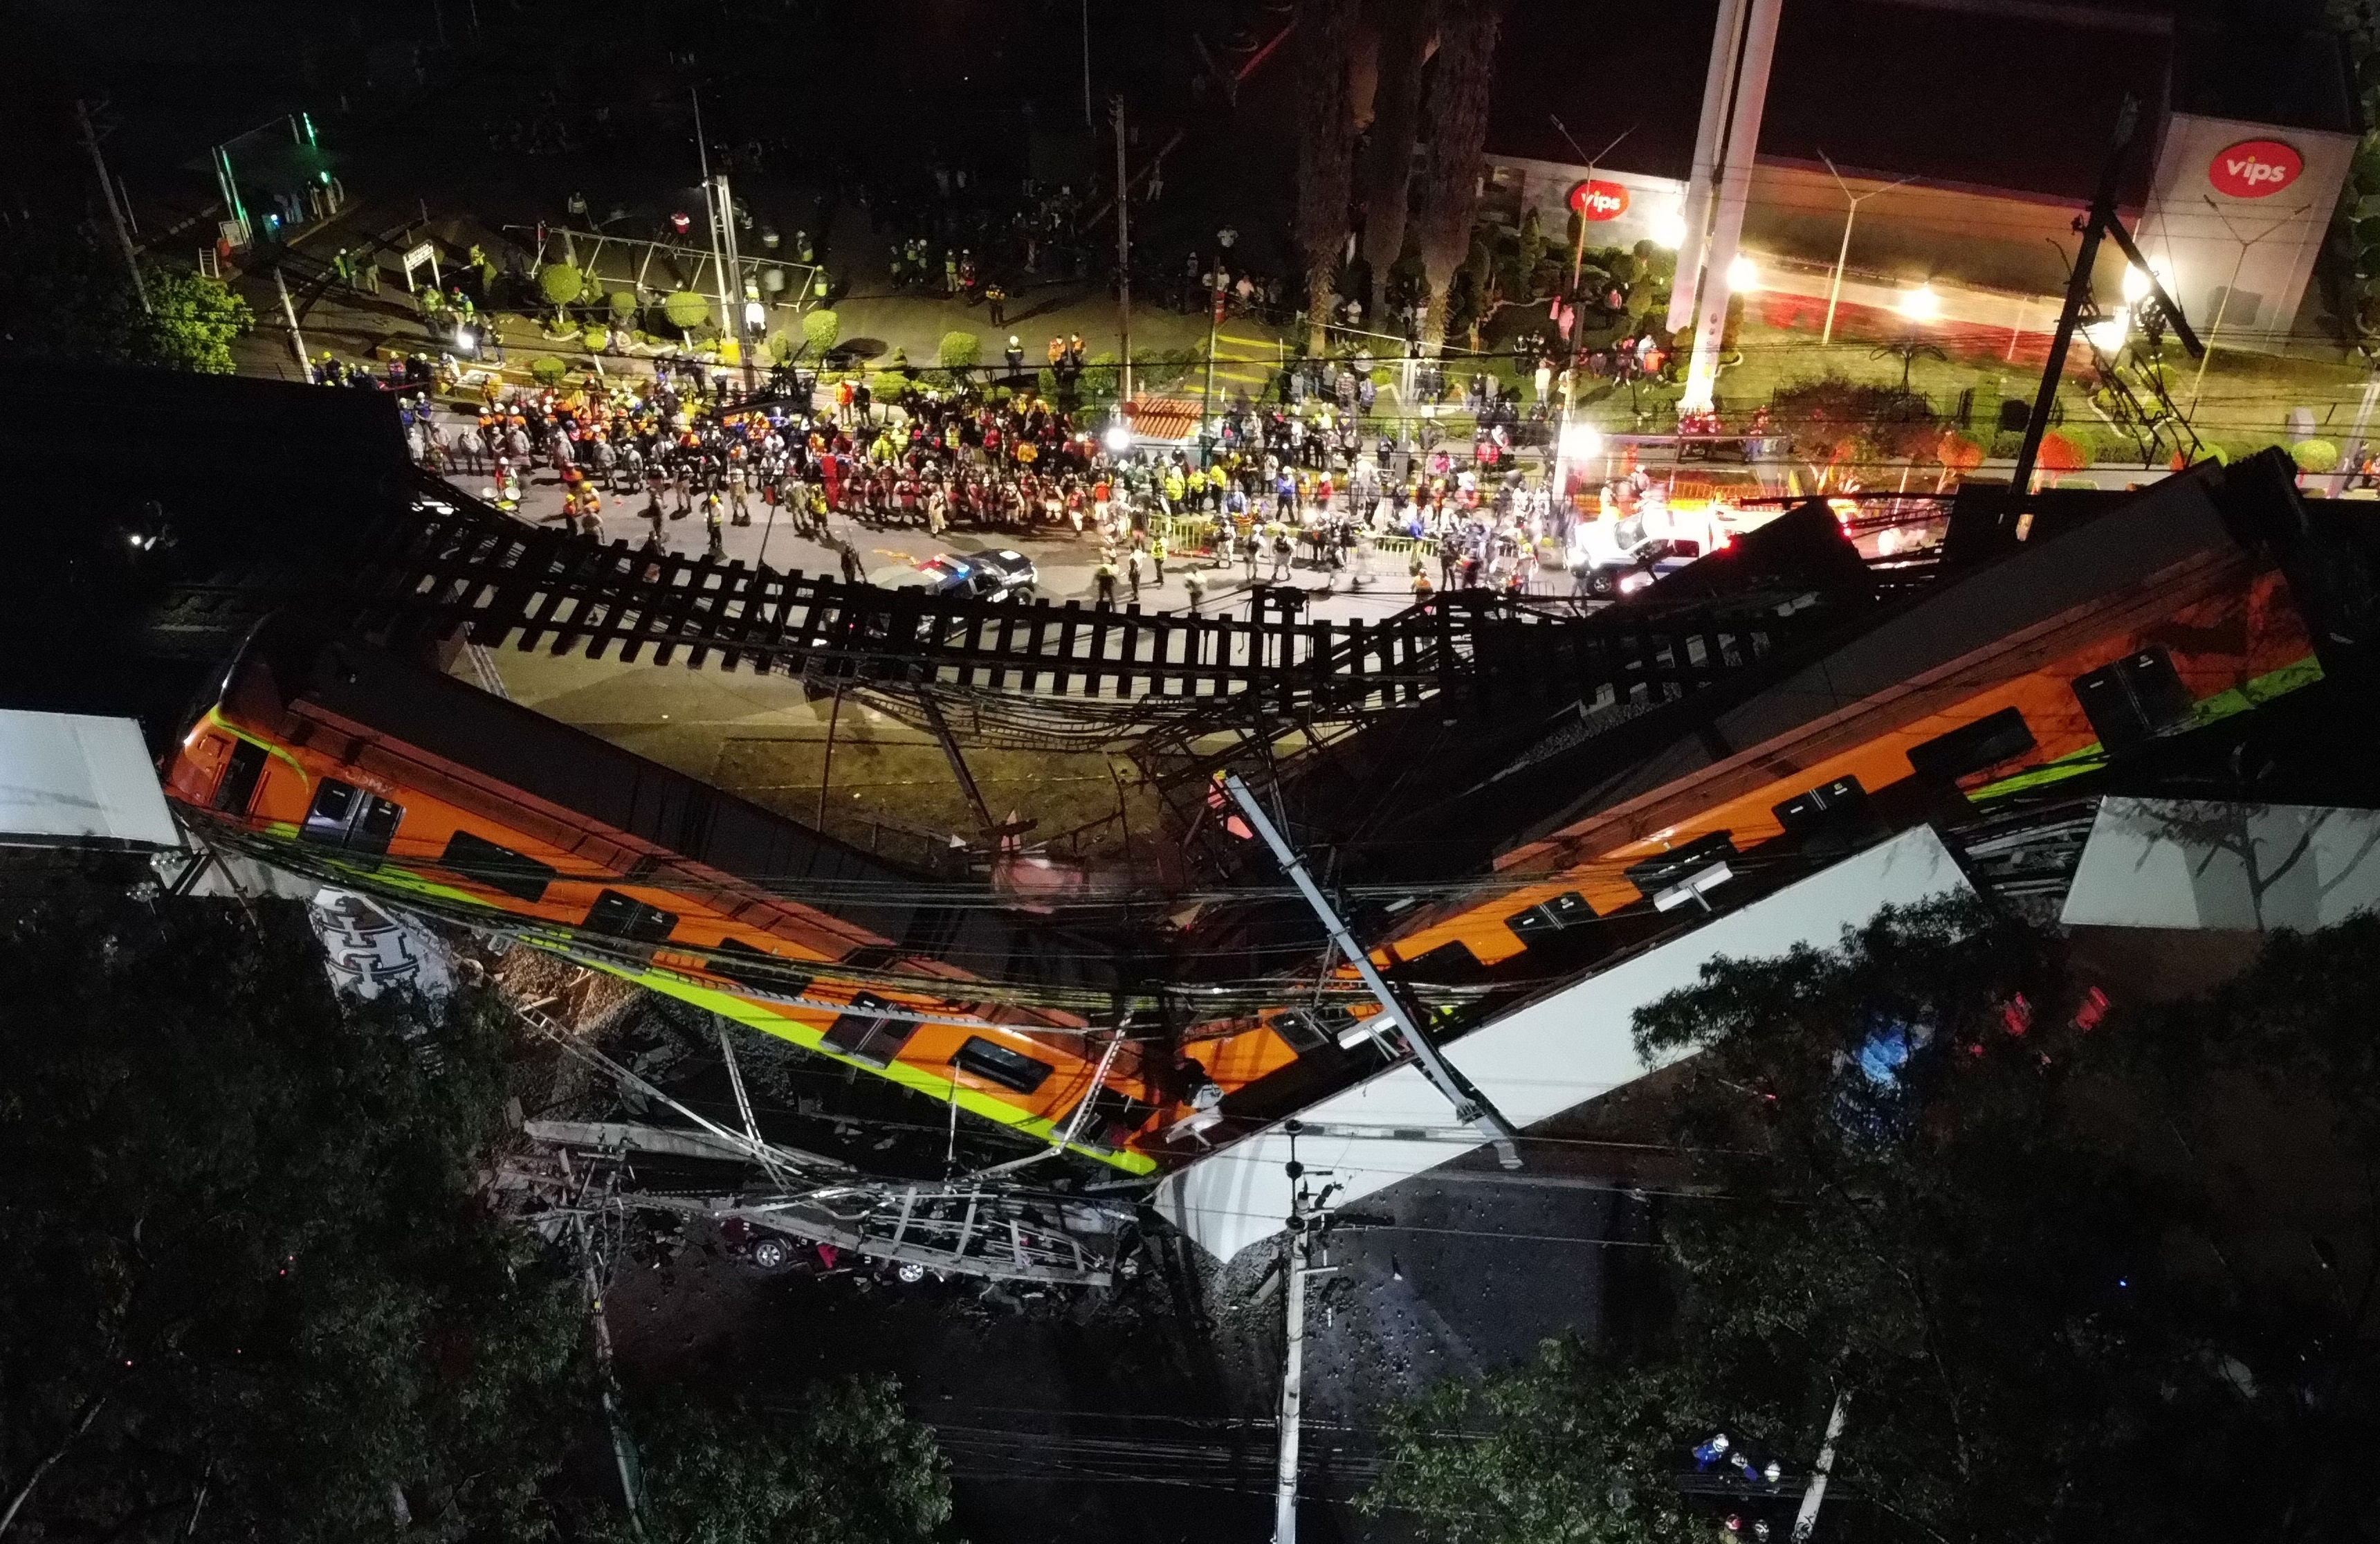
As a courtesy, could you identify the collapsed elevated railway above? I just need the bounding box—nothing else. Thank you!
[15,365,2379,1266]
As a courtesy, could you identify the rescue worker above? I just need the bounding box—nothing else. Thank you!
[702,487,726,559]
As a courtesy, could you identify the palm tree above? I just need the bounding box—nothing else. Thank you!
[1410,0,1501,355]
[1292,0,1363,355]
[1359,0,1434,325]
[1871,334,1947,392]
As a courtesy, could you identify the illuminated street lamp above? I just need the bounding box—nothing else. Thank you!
[2084,310,2130,355]
[1727,255,1760,292]
[1550,417,1604,515]
[1897,284,1940,323]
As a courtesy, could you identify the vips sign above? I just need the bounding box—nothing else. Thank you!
[1568,179,1630,221]
[2208,140,2303,199]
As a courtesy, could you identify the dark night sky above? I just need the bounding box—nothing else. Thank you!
[1489,0,2352,206]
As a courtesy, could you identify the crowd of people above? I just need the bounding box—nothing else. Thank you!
[385,334,1663,608]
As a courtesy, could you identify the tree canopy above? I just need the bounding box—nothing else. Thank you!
[1371,898,2377,1544]
[0,887,958,1543]
[610,1376,953,1544]
[0,222,252,374]
[1768,374,1938,489]
[0,888,591,1541]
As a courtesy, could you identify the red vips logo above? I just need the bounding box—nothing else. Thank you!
[2208,140,2303,199]
[1568,179,1630,221]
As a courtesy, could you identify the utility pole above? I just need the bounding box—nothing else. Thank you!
[1225,775,1523,1168]
[1111,96,1134,406]
[75,100,148,314]
[274,266,310,379]
[2010,95,2201,513]
[1201,227,1238,454]
[692,89,739,370]
[1081,0,1094,129]
[1788,1390,1850,1542]
[1270,1129,1339,1544]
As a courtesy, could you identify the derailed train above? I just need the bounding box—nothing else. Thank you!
[161,460,2345,1177]
[164,618,1308,1172]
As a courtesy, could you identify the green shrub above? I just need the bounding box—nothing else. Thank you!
[529,356,569,386]
[662,290,711,334]
[607,290,637,321]
[803,308,840,355]
[2291,437,2342,474]
[536,262,583,312]
[582,326,610,353]
[1079,350,1123,405]
[866,370,909,399]
[937,329,982,371]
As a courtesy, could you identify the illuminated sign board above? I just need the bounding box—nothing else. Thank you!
[2208,140,2303,199]
[1568,179,1630,221]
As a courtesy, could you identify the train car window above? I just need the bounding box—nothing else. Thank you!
[821,992,920,1066]
[439,829,558,903]
[306,780,358,832]
[1907,707,2035,783]
[1054,1084,1160,1150]
[704,937,814,997]
[585,889,679,944]
[351,794,403,855]
[212,740,268,815]
[953,1036,1054,1095]
[301,781,406,855]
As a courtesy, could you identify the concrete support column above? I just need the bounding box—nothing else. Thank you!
[1682,0,1784,413]
[1667,0,1751,336]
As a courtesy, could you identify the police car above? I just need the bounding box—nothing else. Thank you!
[870,549,1040,602]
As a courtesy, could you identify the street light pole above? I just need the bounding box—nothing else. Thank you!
[2185,195,2305,417]
[1550,119,1633,298]
[1111,96,1134,406]
[1819,152,1914,347]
